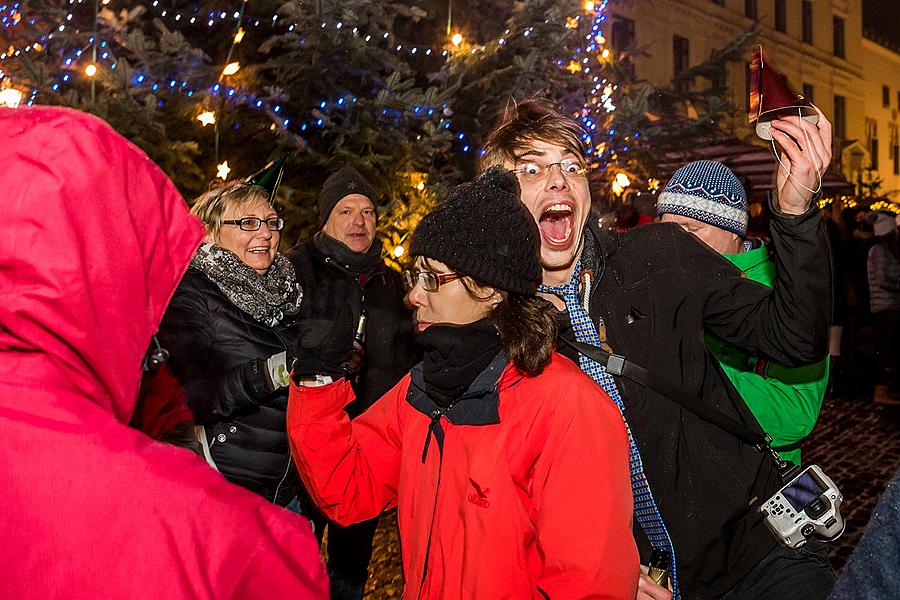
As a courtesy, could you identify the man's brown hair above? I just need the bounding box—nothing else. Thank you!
[480,98,588,170]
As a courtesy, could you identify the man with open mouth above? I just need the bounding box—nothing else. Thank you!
[481,99,835,600]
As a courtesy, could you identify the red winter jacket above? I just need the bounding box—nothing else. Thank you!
[0,106,328,599]
[288,353,638,599]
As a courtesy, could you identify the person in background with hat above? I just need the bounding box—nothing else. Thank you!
[157,162,305,509]
[287,167,638,599]
[866,211,900,405]
[287,165,415,600]
[658,160,829,467]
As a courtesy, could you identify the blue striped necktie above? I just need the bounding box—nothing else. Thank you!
[540,258,679,598]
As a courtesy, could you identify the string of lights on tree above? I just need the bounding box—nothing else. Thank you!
[0,0,630,183]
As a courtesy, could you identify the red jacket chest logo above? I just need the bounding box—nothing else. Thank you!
[467,478,490,508]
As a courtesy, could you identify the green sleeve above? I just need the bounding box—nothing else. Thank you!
[713,245,828,463]
[718,356,829,463]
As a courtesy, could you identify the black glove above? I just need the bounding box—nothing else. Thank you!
[293,306,357,379]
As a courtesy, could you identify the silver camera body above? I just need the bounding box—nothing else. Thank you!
[759,465,844,548]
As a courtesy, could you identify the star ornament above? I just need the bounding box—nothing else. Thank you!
[216,161,231,180]
[197,110,216,127]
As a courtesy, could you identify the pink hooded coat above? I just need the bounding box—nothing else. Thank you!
[0,107,328,599]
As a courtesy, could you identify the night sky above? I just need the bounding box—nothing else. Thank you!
[863,0,900,49]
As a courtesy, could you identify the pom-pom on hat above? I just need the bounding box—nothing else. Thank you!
[410,167,541,295]
[657,160,749,237]
[318,166,378,227]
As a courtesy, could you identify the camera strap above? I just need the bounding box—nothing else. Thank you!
[559,336,795,477]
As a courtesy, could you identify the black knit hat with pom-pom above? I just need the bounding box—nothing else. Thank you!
[410,166,541,295]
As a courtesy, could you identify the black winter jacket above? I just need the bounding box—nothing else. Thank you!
[157,267,298,505]
[558,204,832,599]
[289,237,415,418]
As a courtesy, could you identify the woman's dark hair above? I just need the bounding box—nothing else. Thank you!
[490,294,558,376]
[456,273,557,376]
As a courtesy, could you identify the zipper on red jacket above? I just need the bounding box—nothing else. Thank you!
[417,407,446,600]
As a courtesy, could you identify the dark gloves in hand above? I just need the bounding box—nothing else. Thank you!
[293,306,358,379]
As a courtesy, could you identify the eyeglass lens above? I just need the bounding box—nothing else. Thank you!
[238,217,283,231]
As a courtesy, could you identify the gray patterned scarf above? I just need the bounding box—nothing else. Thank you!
[190,242,303,326]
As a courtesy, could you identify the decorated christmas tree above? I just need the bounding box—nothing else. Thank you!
[1,0,754,261]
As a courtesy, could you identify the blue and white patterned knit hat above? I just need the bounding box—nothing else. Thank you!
[657,160,748,237]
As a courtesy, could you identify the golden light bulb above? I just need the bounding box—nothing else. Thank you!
[451,33,463,47]
[566,17,579,29]
[416,181,425,191]
[84,63,97,77]
[583,1,595,11]
[234,28,245,44]
[601,48,611,60]
[611,181,624,196]
[615,173,631,188]
[393,245,405,258]
[221,61,240,76]
[196,110,216,127]
[565,60,582,74]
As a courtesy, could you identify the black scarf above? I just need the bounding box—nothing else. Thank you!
[312,231,384,274]
[417,317,502,408]
[190,242,303,326]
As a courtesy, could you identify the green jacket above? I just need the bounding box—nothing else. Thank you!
[705,244,829,464]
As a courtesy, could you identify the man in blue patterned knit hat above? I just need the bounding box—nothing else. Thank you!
[481,100,835,600]
[658,159,829,469]
[657,159,749,252]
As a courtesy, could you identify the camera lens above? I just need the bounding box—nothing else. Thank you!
[801,524,815,537]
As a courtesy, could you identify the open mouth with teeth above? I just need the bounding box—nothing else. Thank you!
[538,203,575,249]
[247,246,270,254]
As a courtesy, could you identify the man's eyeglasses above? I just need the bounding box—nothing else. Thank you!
[402,269,462,292]
[221,217,284,231]
[510,158,589,183]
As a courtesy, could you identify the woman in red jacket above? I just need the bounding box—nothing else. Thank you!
[288,167,638,599]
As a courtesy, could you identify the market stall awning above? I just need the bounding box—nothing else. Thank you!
[657,138,854,201]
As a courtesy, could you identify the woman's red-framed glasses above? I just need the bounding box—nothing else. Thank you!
[401,269,462,292]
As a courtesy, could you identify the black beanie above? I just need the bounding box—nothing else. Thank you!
[410,166,541,295]
[318,166,377,227]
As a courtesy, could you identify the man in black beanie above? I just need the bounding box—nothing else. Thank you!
[287,165,414,600]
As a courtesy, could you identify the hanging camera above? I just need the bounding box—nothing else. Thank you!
[759,464,844,549]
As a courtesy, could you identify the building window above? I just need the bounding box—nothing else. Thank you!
[745,0,758,19]
[803,83,814,103]
[866,119,879,171]
[611,17,635,52]
[673,35,690,93]
[611,17,636,77]
[884,85,891,107]
[775,0,787,33]
[834,95,846,140]
[891,125,899,175]
[833,16,845,58]
[711,0,724,5]
[802,1,813,44]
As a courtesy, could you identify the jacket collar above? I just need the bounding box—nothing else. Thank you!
[406,352,514,425]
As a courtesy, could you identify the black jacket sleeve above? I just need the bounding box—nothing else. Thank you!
[157,284,273,424]
[687,202,832,367]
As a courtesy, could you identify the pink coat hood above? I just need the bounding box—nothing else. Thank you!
[0,107,327,598]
